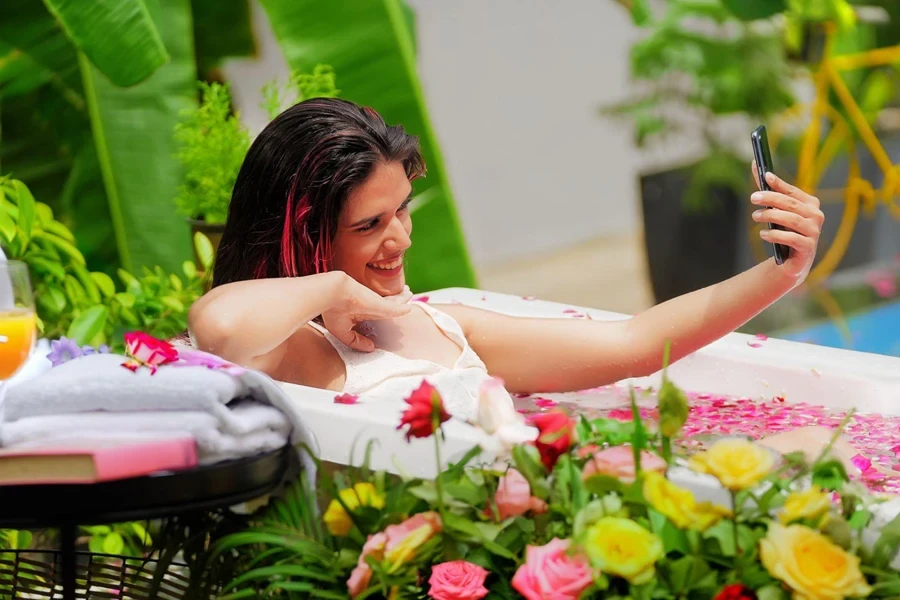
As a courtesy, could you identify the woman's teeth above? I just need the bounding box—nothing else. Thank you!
[369,257,403,270]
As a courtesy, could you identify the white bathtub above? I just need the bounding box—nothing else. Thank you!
[281,287,900,478]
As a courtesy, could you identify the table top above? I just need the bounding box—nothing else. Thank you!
[0,445,291,529]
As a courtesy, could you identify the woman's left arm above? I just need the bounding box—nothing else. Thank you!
[441,167,824,394]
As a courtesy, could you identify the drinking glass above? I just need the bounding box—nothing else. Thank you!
[0,260,36,382]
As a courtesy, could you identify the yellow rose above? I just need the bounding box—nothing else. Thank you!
[582,517,663,584]
[780,485,833,525]
[323,483,385,536]
[689,438,775,490]
[760,523,872,600]
[642,471,732,531]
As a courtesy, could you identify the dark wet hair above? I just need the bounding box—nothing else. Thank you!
[211,97,425,287]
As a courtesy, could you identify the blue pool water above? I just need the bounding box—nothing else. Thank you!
[777,301,900,357]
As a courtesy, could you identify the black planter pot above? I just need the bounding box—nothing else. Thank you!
[640,166,743,304]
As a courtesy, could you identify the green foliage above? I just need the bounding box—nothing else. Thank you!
[0,176,208,350]
[261,64,342,121]
[172,81,251,224]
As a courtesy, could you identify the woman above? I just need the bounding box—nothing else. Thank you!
[189,97,824,420]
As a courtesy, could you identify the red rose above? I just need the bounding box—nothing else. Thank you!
[530,409,574,471]
[398,380,450,441]
[714,584,757,600]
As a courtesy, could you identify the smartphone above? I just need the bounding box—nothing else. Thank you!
[750,125,789,265]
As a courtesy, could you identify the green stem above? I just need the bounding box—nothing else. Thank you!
[731,491,741,572]
[661,436,673,465]
[434,430,447,522]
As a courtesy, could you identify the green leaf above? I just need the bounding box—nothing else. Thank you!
[258,0,476,292]
[39,286,68,313]
[130,521,151,545]
[442,513,516,560]
[0,210,16,243]
[628,0,653,26]
[67,304,108,344]
[811,459,849,491]
[664,555,712,594]
[872,511,900,569]
[102,531,124,554]
[721,0,786,20]
[757,584,790,600]
[41,0,169,86]
[511,444,550,498]
[79,0,193,274]
[13,180,36,242]
[114,292,136,308]
[848,508,872,530]
[583,474,625,496]
[160,295,185,312]
[702,520,736,557]
[193,231,214,270]
[649,509,691,555]
[91,271,116,297]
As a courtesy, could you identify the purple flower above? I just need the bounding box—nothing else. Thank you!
[47,337,83,367]
[81,344,110,356]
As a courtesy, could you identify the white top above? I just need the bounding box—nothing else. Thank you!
[308,302,495,421]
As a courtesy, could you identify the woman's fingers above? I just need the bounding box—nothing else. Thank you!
[759,228,817,255]
[752,207,821,237]
[359,300,412,320]
[750,190,825,223]
[764,171,820,207]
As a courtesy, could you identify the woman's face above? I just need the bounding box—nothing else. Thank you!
[332,161,413,297]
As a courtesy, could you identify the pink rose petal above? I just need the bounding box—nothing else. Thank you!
[334,393,359,405]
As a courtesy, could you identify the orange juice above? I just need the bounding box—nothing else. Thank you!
[0,310,35,379]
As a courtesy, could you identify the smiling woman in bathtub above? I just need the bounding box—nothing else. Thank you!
[188,98,824,421]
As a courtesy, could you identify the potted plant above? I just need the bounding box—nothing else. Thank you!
[173,81,252,269]
[604,0,797,303]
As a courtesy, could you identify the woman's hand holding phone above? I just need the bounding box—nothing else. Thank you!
[750,160,825,285]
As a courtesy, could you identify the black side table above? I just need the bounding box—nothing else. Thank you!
[0,445,290,599]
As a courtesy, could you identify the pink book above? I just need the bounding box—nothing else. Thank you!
[0,437,198,485]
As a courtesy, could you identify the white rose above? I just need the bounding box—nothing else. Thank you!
[473,377,537,454]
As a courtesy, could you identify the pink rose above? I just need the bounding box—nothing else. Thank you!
[125,331,178,365]
[347,532,387,598]
[494,469,548,520]
[582,445,667,484]
[511,538,593,600]
[428,560,490,600]
[122,331,179,374]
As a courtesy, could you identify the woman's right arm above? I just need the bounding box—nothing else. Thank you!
[188,271,411,370]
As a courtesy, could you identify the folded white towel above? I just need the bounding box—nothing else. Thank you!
[1,401,292,464]
[1,352,320,486]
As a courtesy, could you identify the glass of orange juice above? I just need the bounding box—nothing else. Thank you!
[0,261,36,381]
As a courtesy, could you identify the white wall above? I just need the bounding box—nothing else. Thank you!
[225,0,716,267]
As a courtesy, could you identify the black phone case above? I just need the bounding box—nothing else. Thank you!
[751,125,789,265]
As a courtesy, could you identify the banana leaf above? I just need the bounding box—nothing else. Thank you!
[258,0,477,292]
[79,0,195,274]
[41,0,168,86]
